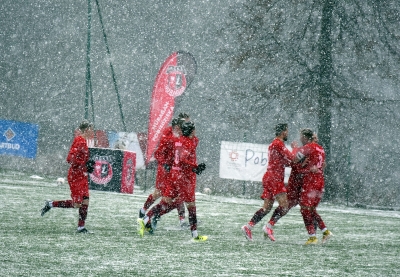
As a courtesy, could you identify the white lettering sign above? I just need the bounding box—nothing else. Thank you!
[219,141,291,182]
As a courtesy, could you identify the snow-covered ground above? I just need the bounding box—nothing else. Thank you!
[1,170,399,277]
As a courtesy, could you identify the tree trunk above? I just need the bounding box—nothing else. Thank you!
[318,0,335,200]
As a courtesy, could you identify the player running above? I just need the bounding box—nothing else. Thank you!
[41,120,95,233]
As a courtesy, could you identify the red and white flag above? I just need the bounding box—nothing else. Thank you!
[145,51,197,165]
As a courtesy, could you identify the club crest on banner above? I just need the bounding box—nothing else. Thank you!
[165,66,187,97]
[145,51,197,165]
[90,160,113,185]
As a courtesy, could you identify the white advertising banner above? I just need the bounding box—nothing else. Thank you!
[219,141,291,182]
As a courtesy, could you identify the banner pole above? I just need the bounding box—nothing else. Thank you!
[85,0,92,120]
[242,132,247,195]
[94,0,126,131]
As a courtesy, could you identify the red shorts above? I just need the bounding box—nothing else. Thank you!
[164,169,196,203]
[300,173,324,207]
[261,173,287,200]
[68,173,89,204]
[286,172,303,207]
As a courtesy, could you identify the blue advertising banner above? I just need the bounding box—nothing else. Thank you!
[0,120,39,159]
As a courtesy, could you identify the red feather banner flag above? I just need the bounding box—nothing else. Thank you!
[145,51,197,165]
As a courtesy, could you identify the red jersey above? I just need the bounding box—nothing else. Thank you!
[265,138,295,179]
[297,142,325,174]
[154,127,175,165]
[66,135,90,202]
[298,142,326,207]
[163,135,199,202]
[154,126,176,188]
[171,135,198,172]
[67,135,90,182]
[260,138,294,200]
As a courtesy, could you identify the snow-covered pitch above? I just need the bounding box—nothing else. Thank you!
[0,170,399,276]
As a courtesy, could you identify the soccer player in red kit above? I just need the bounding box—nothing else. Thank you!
[263,140,304,241]
[137,121,207,241]
[241,123,299,241]
[138,116,188,226]
[41,120,95,233]
[264,133,324,241]
[296,128,332,244]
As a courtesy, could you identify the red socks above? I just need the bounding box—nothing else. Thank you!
[300,208,315,235]
[313,211,326,231]
[52,200,74,208]
[143,194,155,210]
[78,204,88,228]
[249,208,267,227]
[269,206,289,226]
[177,202,185,219]
[187,206,197,231]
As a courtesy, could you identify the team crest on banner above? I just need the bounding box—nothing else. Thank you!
[90,160,113,185]
[166,66,187,97]
[88,148,136,194]
[145,51,197,165]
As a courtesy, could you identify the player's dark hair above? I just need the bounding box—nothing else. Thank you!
[181,121,195,137]
[79,120,93,131]
[300,128,314,141]
[275,123,288,136]
[175,112,190,128]
[171,118,181,126]
[178,112,190,119]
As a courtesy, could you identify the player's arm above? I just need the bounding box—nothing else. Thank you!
[279,143,296,163]
[179,145,206,174]
[154,136,172,164]
[179,148,198,169]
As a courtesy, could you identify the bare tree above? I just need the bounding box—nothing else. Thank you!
[217,0,400,201]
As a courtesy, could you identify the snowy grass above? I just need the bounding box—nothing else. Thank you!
[1,170,399,277]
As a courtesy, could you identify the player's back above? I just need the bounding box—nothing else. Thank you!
[301,142,325,174]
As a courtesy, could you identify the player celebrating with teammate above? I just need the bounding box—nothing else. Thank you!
[295,128,332,244]
[138,115,188,226]
[263,138,304,241]
[264,131,331,242]
[241,123,299,241]
[137,120,207,241]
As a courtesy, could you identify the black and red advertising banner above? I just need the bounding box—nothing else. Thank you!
[88,148,136,194]
[145,51,197,165]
